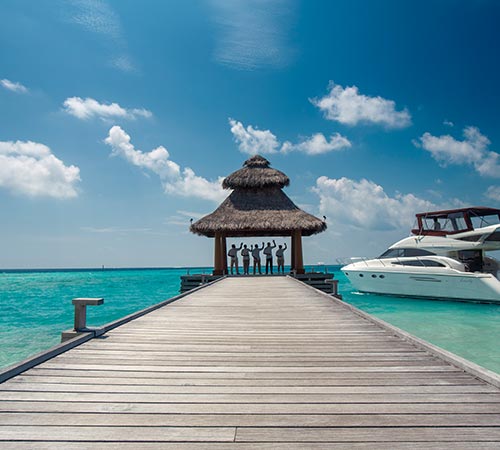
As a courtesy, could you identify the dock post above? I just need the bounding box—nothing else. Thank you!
[325,279,342,299]
[61,298,104,342]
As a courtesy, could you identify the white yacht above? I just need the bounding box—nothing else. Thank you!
[342,207,500,303]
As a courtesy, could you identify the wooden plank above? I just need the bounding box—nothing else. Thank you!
[10,373,484,386]
[235,427,500,442]
[34,363,460,373]
[1,412,500,427]
[1,443,499,450]
[1,401,498,414]
[0,426,236,442]
[44,357,448,367]
[1,391,499,403]
[2,382,496,394]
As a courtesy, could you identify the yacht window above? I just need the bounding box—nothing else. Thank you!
[458,250,483,272]
[379,248,404,259]
[379,248,435,258]
[404,248,435,257]
[440,218,459,232]
[392,259,445,267]
[421,260,446,267]
[392,260,422,267]
[470,214,500,229]
[448,212,468,231]
[422,213,468,233]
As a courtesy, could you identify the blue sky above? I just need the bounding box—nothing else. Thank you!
[1,0,499,268]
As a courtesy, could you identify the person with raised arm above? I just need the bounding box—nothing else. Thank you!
[227,243,243,275]
[251,242,265,275]
[264,240,277,274]
[276,243,288,274]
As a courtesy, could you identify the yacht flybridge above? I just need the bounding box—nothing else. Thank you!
[342,207,500,303]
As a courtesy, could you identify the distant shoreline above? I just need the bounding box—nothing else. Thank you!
[0,266,212,273]
[0,264,341,274]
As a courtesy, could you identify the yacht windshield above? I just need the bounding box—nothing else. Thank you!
[378,248,435,259]
[470,214,500,229]
[422,212,468,233]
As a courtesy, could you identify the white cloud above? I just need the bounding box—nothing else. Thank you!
[0,140,80,198]
[311,81,411,129]
[443,119,454,127]
[63,97,152,121]
[111,55,136,73]
[416,126,500,178]
[104,126,226,202]
[66,0,136,72]
[229,118,280,155]
[313,176,436,231]
[485,186,500,202]
[229,119,351,156]
[282,133,351,155]
[210,0,296,70]
[69,0,121,39]
[1,79,28,94]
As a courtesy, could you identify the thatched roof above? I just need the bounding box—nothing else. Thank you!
[190,187,326,237]
[190,154,327,237]
[222,155,289,189]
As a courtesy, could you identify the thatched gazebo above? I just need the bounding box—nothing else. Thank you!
[190,155,327,275]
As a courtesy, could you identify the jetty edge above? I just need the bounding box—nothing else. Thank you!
[0,275,225,384]
[0,276,499,447]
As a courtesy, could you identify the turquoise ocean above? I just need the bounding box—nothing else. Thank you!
[1,266,499,374]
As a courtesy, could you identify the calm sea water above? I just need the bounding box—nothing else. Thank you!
[1,266,499,374]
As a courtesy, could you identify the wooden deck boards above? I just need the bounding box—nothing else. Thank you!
[1,276,499,448]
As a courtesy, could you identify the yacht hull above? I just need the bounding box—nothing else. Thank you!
[342,266,500,303]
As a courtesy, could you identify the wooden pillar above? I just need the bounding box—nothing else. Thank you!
[213,232,223,275]
[222,235,228,275]
[293,230,304,274]
[290,233,295,273]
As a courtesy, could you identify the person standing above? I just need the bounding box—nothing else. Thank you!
[241,244,251,275]
[251,242,264,275]
[276,243,287,274]
[228,243,243,275]
[264,240,277,274]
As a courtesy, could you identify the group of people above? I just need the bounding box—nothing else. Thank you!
[227,240,287,275]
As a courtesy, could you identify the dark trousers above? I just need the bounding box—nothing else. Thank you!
[265,257,273,274]
[253,258,261,274]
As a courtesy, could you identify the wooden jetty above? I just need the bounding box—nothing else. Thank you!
[1,276,500,448]
[180,272,337,295]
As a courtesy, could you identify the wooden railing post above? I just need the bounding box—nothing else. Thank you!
[61,298,104,342]
[73,298,104,331]
[325,279,341,298]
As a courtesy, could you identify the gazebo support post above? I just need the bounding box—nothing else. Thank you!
[213,232,223,275]
[292,230,305,274]
[222,235,228,275]
[290,233,295,274]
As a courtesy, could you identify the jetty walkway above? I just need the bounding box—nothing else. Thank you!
[1,276,499,448]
